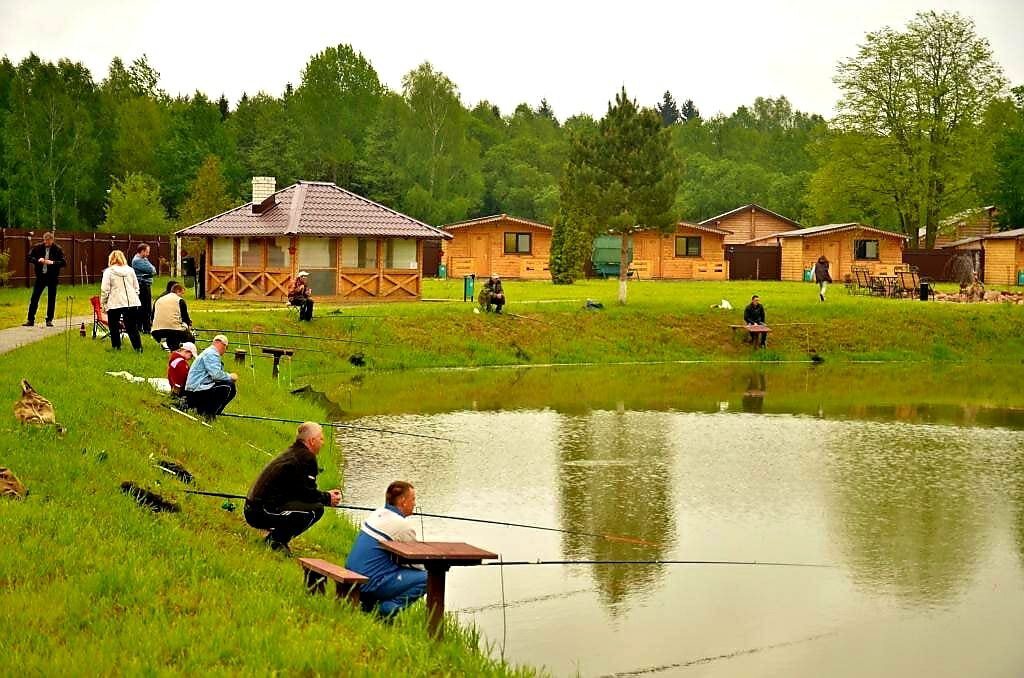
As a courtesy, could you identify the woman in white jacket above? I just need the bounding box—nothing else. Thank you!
[100,249,144,351]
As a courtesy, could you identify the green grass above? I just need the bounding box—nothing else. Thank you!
[0,336,534,675]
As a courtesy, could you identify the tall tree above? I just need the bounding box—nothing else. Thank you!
[229,91,302,189]
[293,44,384,186]
[679,98,700,123]
[828,11,1006,247]
[100,172,170,234]
[560,89,679,302]
[3,54,101,230]
[177,154,234,227]
[992,86,1024,229]
[656,91,680,127]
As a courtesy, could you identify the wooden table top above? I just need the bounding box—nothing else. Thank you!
[380,541,498,564]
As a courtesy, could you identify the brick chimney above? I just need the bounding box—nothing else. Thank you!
[252,176,276,205]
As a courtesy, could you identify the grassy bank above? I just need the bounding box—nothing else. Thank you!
[0,335,532,675]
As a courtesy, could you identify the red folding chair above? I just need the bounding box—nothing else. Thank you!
[89,295,127,341]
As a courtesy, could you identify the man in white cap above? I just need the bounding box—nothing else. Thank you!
[481,273,505,313]
[184,334,238,418]
[288,271,314,321]
[167,341,197,400]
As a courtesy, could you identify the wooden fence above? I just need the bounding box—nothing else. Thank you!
[0,229,172,287]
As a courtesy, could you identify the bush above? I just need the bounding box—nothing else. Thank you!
[0,250,12,287]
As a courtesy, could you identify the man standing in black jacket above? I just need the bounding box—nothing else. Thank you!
[244,422,342,555]
[24,232,66,327]
[743,294,768,347]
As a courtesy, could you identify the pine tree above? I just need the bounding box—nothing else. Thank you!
[679,99,700,122]
[656,91,680,127]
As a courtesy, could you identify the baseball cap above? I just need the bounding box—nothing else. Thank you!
[297,270,310,277]
[180,342,198,356]
[213,334,229,345]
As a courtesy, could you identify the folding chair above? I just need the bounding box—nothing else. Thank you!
[89,295,127,342]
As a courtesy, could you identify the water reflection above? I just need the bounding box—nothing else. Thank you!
[826,425,982,606]
[556,412,673,612]
[741,369,767,413]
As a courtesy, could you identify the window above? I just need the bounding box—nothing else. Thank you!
[341,238,378,269]
[239,238,263,267]
[211,239,234,267]
[298,238,337,295]
[675,236,702,257]
[504,232,532,254]
[385,239,418,269]
[855,239,880,260]
[267,237,291,268]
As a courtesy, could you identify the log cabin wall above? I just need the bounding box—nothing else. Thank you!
[781,229,905,281]
[982,239,1018,286]
[630,226,727,279]
[715,208,798,246]
[443,220,552,280]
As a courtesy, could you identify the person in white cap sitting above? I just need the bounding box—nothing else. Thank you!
[184,334,238,418]
[288,271,314,321]
[167,341,197,401]
[480,273,505,313]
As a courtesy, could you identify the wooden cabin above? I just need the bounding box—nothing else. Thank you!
[750,223,907,281]
[629,222,730,280]
[919,206,999,247]
[175,178,451,302]
[700,204,801,246]
[980,228,1024,286]
[442,214,552,279]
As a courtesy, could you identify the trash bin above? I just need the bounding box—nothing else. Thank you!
[919,281,930,301]
[803,268,813,282]
[463,274,475,302]
[438,263,447,280]
[1018,270,1024,286]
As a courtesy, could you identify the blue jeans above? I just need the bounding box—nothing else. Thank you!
[362,568,428,617]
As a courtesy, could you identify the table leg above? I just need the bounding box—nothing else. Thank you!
[425,565,449,639]
[272,355,281,378]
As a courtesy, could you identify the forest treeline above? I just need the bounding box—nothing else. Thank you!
[0,11,1021,241]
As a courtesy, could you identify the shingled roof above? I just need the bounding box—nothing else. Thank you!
[444,214,553,231]
[746,223,907,243]
[699,203,801,229]
[176,181,451,240]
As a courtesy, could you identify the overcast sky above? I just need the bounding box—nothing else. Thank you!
[2,0,1022,120]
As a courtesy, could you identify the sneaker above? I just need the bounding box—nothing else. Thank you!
[22,322,33,327]
[45,320,54,327]
[819,293,824,302]
[265,534,292,556]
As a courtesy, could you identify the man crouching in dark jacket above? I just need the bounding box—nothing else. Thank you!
[244,422,341,555]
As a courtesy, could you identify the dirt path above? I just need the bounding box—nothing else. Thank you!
[0,316,93,355]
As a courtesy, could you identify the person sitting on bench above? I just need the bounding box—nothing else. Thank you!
[743,294,768,348]
[244,422,342,555]
[288,271,314,321]
[152,283,195,349]
[479,273,505,313]
[184,335,238,418]
[345,481,427,617]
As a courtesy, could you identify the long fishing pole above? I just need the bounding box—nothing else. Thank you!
[194,327,374,345]
[216,411,460,443]
[184,490,656,546]
[483,559,836,569]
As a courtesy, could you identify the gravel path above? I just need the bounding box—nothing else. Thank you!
[0,316,94,355]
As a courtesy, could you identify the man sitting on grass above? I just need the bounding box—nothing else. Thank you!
[183,335,238,418]
[244,422,342,555]
[345,481,427,618]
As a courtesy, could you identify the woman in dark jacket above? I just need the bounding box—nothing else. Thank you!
[813,256,832,302]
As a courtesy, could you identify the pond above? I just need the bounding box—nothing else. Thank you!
[313,363,1024,677]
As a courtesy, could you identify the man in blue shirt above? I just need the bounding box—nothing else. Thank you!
[346,481,427,617]
[131,243,157,333]
[184,334,238,418]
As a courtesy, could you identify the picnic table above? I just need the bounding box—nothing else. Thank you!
[379,541,497,638]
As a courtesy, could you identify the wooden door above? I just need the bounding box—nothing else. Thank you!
[824,241,840,279]
[471,234,490,277]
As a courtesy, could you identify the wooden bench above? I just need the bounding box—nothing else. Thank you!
[298,557,368,603]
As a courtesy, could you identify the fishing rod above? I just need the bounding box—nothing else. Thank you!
[183,490,658,546]
[194,327,373,345]
[482,559,836,569]
[216,411,460,443]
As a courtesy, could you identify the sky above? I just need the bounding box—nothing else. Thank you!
[1,0,1022,120]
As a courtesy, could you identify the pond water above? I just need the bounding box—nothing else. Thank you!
[317,363,1024,677]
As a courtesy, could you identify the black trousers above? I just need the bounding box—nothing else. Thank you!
[748,330,767,347]
[292,298,314,321]
[185,381,236,417]
[244,501,324,546]
[138,285,152,333]
[107,307,143,351]
[152,328,195,350]
[26,275,59,323]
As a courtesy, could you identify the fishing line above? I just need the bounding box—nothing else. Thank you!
[217,412,461,443]
[482,559,835,569]
[498,553,507,662]
[162,404,273,457]
[194,327,374,345]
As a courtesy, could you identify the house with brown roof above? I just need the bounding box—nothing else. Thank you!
[699,204,801,246]
[917,206,999,247]
[442,214,552,280]
[629,222,731,279]
[176,177,451,302]
[748,223,907,281]
[980,227,1024,286]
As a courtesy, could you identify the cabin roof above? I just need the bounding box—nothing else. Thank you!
[759,223,908,241]
[444,214,553,231]
[983,227,1024,239]
[698,203,801,229]
[176,181,451,240]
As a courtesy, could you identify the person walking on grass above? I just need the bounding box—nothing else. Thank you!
[184,334,238,418]
[814,256,832,302]
[345,480,428,618]
[743,294,768,348]
[23,231,65,327]
[100,250,144,352]
[131,243,157,333]
[244,422,342,556]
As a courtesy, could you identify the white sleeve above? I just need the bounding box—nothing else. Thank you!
[100,270,111,310]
